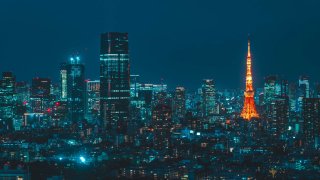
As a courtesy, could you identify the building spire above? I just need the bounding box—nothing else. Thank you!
[247,35,251,58]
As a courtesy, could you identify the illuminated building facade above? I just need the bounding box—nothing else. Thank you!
[152,84,167,94]
[52,101,68,125]
[50,83,61,100]
[60,63,68,101]
[263,76,280,105]
[298,76,310,98]
[15,82,29,103]
[267,97,289,139]
[302,98,320,148]
[240,38,259,120]
[152,84,169,108]
[315,83,320,98]
[262,76,289,131]
[0,72,16,130]
[288,83,298,112]
[66,56,85,122]
[297,76,310,112]
[30,77,51,113]
[152,104,172,150]
[85,80,100,122]
[173,86,186,124]
[137,84,153,123]
[201,79,216,116]
[130,75,140,98]
[100,32,130,134]
[139,84,154,107]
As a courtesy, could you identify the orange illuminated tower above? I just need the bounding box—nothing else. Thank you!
[241,37,259,120]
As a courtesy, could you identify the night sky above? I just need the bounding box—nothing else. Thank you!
[0,0,319,90]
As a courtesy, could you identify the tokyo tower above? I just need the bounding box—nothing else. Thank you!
[240,37,259,120]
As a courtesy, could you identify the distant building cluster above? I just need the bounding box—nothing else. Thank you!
[0,33,319,179]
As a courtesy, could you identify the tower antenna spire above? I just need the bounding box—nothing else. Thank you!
[247,34,251,57]
[241,35,259,120]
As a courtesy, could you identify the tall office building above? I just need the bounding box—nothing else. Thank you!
[30,77,51,113]
[15,82,29,103]
[267,97,289,139]
[86,80,100,122]
[130,75,140,98]
[201,79,216,116]
[280,79,289,97]
[315,83,320,98]
[263,75,289,104]
[138,84,154,123]
[60,63,68,101]
[264,76,280,105]
[173,86,186,124]
[65,56,85,122]
[288,83,298,112]
[263,76,289,132]
[0,72,16,130]
[299,76,310,98]
[303,98,320,148]
[152,104,172,150]
[297,76,310,112]
[52,101,68,124]
[100,32,130,134]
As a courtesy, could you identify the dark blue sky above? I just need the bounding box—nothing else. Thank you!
[0,0,319,90]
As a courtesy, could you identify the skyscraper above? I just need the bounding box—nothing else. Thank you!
[288,83,298,112]
[15,81,29,104]
[100,32,130,134]
[241,38,259,120]
[268,97,289,139]
[298,76,310,98]
[66,56,85,122]
[201,79,216,116]
[297,76,310,112]
[30,77,51,113]
[152,104,172,150]
[173,86,186,124]
[31,78,51,97]
[315,83,320,98]
[263,75,279,105]
[0,72,16,130]
[85,80,100,122]
[130,75,140,98]
[303,98,320,148]
[60,63,68,101]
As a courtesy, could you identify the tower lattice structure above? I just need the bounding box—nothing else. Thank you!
[241,38,259,120]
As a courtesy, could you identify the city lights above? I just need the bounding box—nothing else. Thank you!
[0,4,319,178]
[79,156,86,163]
[241,37,259,120]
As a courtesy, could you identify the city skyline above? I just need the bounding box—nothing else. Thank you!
[0,0,320,89]
[0,33,317,91]
[0,1,320,179]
